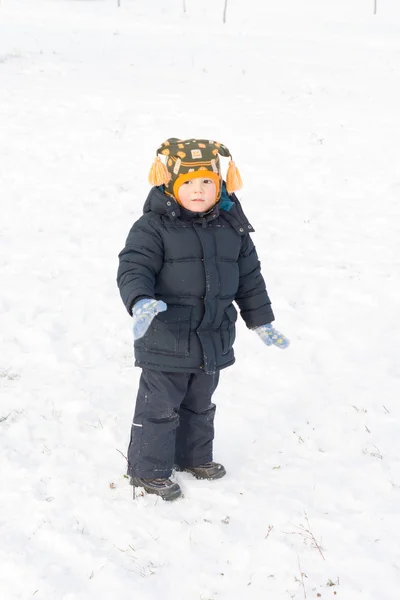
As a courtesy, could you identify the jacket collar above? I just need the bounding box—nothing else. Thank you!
[143,184,254,235]
[220,192,255,235]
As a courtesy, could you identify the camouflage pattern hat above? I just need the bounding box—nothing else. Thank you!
[148,138,242,202]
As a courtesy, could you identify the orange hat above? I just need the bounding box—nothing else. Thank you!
[148,138,243,201]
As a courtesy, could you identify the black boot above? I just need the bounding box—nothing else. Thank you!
[175,461,226,480]
[130,476,182,501]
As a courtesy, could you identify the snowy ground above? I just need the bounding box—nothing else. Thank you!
[1,0,400,598]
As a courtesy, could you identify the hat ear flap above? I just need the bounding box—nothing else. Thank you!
[226,159,243,194]
[216,143,243,193]
[148,156,171,186]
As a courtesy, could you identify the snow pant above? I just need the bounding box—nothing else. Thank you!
[127,369,220,478]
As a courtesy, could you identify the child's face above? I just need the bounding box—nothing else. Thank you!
[177,177,217,212]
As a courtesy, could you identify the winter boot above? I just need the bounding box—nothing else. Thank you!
[130,476,182,501]
[175,461,226,480]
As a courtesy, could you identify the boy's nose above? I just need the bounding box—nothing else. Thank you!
[192,181,204,193]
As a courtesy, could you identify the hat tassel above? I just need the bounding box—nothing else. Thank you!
[226,160,243,194]
[148,156,171,186]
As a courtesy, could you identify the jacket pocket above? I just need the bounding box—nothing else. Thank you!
[143,305,192,357]
[221,304,237,355]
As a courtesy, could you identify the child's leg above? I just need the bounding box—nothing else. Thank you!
[174,370,220,468]
[127,369,190,479]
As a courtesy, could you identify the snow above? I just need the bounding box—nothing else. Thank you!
[1,0,400,598]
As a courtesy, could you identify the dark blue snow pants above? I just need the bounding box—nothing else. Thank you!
[127,369,220,478]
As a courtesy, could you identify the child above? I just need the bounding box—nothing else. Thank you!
[117,138,289,501]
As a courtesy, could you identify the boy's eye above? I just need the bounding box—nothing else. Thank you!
[183,178,213,185]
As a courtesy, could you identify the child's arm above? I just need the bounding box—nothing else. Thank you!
[235,234,290,349]
[117,218,163,315]
[235,233,274,328]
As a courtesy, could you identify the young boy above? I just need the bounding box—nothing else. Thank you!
[117,138,289,501]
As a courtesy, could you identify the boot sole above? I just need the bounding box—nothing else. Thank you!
[174,465,227,480]
[129,477,182,501]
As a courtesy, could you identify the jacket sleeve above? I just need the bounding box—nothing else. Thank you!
[117,217,164,315]
[235,233,275,328]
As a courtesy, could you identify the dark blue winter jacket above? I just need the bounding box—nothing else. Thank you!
[117,185,274,374]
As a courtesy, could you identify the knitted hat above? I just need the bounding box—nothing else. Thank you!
[148,138,243,202]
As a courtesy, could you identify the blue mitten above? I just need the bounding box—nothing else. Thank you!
[253,323,290,349]
[132,298,167,341]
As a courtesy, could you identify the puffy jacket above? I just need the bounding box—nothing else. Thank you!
[117,185,274,374]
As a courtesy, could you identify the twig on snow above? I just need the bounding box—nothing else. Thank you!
[284,513,325,561]
[116,448,128,463]
[223,0,228,23]
[363,445,383,460]
[265,524,274,539]
[295,556,307,598]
